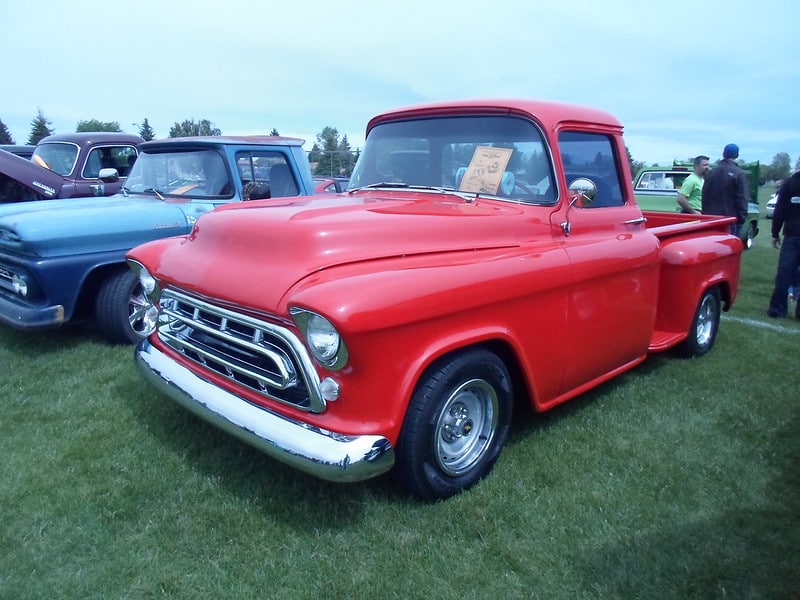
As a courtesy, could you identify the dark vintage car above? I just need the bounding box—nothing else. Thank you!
[0,132,142,203]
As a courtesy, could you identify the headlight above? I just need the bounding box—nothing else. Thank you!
[127,259,160,302]
[12,274,28,297]
[307,314,340,362]
[139,270,157,295]
[291,308,349,370]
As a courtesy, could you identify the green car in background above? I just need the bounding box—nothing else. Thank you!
[633,161,760,249]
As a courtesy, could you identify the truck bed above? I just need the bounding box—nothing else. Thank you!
[643,210,736,239]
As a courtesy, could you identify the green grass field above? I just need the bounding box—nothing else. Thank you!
[1,194,798,599]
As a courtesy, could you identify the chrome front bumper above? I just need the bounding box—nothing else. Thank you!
[135,338,395,483]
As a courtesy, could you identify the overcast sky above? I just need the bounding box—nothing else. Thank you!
[2,0,798,167]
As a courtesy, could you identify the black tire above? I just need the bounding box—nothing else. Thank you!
[679,287,721,357]
[95,269,155,344]
[395,348,513,501]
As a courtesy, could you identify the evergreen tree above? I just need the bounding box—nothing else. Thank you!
[338,134,356,175]
[626,146,644,178]
[169,118,221,137]
[314,126,344,177]
[76,119,122,132]
[138,118,156,141]
[27,108,54,145]
[269,128,280,136]
[308,142,322,164]
[0,119,13,144]
[309,127,359,176]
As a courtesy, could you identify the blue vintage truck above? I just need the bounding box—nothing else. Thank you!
[0,135,314,343]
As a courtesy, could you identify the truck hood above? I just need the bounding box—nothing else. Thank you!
[0,149,71,199]
[0,194,193,257]
[143,191,544,310]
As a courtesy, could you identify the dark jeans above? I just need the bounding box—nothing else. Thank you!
[768,235,800,317]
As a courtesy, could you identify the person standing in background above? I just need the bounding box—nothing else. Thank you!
[702,144,748,236]
[676,155,709,214]
[767,170,800,319]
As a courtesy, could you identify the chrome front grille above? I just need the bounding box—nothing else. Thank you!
[156,288,325,412]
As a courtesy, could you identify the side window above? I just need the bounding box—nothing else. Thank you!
[558,131,625,208]
[636,172,661,190]
[636,171,690,191]
[235,151,299,200]
[83,145,138,178]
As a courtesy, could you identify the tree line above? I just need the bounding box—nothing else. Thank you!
[0,109,357,177]
[2,109,797,181]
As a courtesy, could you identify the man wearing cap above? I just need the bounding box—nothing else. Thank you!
[701,143,749,236]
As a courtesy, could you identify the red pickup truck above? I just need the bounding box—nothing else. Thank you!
[128,99,743,500]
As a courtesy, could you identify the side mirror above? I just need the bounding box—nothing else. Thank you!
[561,177,598,237]
[98,168,120,183]
[567,177,596,207]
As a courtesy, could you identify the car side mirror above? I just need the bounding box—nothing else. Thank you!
[568,177,597,207]
[560,177,598,237]
[98,168,120,183]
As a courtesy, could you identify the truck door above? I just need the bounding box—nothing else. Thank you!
[555,131,660,396]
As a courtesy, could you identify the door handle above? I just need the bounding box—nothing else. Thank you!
[623,217,647,225]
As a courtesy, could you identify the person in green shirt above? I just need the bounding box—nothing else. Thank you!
[676,154,709,214]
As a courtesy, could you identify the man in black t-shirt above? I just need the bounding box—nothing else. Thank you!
[767,170,800,319]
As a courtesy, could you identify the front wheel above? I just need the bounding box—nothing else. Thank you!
[395,348,513,501]
[95,270,156,344]
[679,287,721,357]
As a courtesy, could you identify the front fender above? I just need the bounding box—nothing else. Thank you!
[285,243,572,425]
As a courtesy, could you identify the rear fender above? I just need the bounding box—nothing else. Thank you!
[655,234,741,333]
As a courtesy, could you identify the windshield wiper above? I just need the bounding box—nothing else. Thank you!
[143,187,165,200]
[348,182,476,201]
[347,182,409,193]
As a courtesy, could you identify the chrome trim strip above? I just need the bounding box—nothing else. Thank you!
[135,338,395,483]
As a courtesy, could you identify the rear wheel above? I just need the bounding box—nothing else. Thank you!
[395,348,513,501]
[679,287,721,357]
[95,270,155,344]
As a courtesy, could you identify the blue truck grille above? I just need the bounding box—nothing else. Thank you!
[156,288,325,412]
[0,265,13,291]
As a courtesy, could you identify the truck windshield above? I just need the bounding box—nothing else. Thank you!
[348,115,556,204]
[32,142,79,176]
[123,149,233,198]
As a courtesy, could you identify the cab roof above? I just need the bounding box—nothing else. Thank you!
[139,135,305,152]
[365,98,623,134]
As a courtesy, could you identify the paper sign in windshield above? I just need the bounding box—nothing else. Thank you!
[458,146,513,195]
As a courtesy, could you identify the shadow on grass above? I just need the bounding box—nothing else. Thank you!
[123,376,411,527]
[505,352,670,447]
[0,321,110,357]
[573,412,800,598]
[118,348,683,523]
